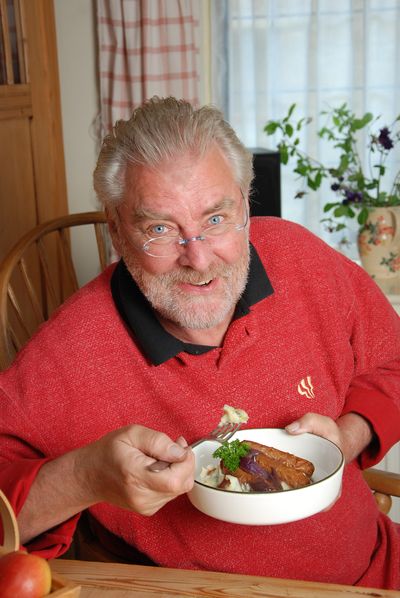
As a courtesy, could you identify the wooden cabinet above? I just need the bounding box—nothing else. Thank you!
[0,0,68,261]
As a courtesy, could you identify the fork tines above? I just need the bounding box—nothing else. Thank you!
[215,422,241,440]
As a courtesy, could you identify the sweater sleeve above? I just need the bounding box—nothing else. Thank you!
[341,262,400,468]
[343,374,400,468]
[0,376,81,558]
[0,458,80,558]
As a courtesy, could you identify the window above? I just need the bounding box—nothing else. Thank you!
[211,0,400,249]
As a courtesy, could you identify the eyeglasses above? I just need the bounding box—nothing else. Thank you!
[140,193,249,258]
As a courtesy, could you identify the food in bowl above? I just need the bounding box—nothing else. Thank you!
[188,428,344,525]
[201,438,314,492]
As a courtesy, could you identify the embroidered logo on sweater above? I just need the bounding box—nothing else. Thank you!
[297,376,315,399]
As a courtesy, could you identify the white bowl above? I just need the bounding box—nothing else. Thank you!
[187,428,344,525]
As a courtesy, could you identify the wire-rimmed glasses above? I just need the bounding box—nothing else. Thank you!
[141,192,249,258]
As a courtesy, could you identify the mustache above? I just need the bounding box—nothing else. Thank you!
[156,264,234,285]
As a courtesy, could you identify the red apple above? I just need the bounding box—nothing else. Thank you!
[0,551,52,597]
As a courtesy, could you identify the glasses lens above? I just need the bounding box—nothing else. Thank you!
[143,236,177,257]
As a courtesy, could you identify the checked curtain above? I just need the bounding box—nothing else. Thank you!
[96,0,200,137]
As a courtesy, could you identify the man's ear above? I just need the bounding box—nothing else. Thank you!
[105,206,122,256]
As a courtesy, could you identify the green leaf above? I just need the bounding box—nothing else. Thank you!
[307,176,318,191]
[339,155,349,172]
[323,202,340,213]
[365,180,378,190]
[264,122,279,135]
[285,123,294,137]
[279,144,289,164]
[374,164,386,176]
[212,440,250,473]
[287,103,296,118]
[334,205,355,218]
[352,112,373,130]
[358,207,369,225]
[293,166,306,177]
[315,171,323,188]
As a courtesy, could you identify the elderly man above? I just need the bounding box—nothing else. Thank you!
[1,97,399,589]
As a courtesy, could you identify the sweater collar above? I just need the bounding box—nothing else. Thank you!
[110,243,273,365]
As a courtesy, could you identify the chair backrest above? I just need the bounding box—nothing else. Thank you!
[0,211,109,370]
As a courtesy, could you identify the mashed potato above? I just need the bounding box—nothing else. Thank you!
[200,464,250,492]
[219,405,249,426]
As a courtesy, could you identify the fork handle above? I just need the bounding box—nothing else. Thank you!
[148,446,194,472]
[148,438,219,472]
[148,460,172,472]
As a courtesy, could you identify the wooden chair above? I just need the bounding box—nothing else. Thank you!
[363,467,400,515]
[0,211,109,370]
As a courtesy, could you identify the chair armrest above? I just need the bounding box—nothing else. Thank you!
[363,468,400,498]
[363,468,400,515]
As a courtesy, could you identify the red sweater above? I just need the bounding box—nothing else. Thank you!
[1,217,400,588]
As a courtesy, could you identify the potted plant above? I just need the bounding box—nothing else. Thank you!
[264,104,400,278]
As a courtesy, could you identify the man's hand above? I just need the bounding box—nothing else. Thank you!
[285,412,374,464]
[18,425,195,543]
[75,424,195,515]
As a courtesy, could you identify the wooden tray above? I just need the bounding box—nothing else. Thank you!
[0,489,80,596]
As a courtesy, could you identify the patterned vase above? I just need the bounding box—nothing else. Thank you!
[357,207,400,279]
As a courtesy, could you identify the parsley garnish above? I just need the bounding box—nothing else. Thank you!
[213,439,250,472]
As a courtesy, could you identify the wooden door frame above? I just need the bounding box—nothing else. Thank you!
[21,0,68,222]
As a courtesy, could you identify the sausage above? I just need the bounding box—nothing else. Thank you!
[244,440,314,477]
[220,440,315,491]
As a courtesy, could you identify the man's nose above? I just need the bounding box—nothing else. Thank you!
[176,236,214,270]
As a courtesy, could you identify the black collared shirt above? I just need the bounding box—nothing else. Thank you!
[110,243,273,365]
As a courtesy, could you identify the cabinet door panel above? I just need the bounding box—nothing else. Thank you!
[0,112,37,257]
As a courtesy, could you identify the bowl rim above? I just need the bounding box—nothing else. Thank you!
[193,428,345,495]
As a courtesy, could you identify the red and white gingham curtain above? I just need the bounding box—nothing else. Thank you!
[96,0,200,136]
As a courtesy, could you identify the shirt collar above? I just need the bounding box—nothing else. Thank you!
[110,243,273,365]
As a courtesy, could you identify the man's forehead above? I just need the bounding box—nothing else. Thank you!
[124,144,235,188]
[122,151,241,222]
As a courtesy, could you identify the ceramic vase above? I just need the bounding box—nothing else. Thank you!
[357,206,400,279]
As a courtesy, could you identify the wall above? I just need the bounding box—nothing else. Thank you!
[54,0,102,284]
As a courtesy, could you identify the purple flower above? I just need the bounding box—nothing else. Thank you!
[342,189,363,205]
[354,191,363,203]
[378,127,394,150]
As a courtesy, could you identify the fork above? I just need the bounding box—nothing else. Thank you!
[148,421,242,472]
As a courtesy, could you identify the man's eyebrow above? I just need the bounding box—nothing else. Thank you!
[132,197,236,223]
[131,207,171,222]
[203,198,236,214]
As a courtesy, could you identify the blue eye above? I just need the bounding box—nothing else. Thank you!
[209,215,223,226]
[151,224,168,236]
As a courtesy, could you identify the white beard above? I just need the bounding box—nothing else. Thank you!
[119,236,250,330]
